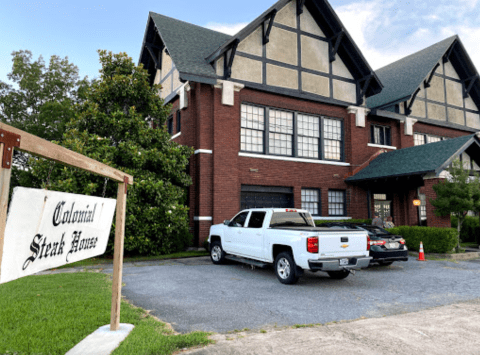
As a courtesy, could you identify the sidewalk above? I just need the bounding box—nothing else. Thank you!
[182,299,480,355]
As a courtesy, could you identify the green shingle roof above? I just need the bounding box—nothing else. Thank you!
[366,36,457,109]
[346,134,475,183]
[149,12,231,82]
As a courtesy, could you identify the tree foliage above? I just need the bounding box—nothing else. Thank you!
[0,50,88,190]
[32,50,193,255]
[431,158,480,251]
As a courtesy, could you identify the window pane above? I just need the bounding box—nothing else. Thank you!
[428,135,441,143]
[269,109,293,156]
[298,114,320,158]
[241,105,265,152]
[328,190,345,216]
[248,212,266,228]
[323,118,342,161]
[301,189,320,215]
[414,133,425,146]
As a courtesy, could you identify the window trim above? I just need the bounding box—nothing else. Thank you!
[328,189,347,217]
[301,188,321,216]
[240,102,345,162]
[370,124,392,146]
[240,103,266,154]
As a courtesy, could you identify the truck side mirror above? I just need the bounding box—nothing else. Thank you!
[224,220,230,225]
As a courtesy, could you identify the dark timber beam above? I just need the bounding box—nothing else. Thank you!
[297,0,305,16]
[406,87,421,116]
[464,75,479,98]
[424,62,440,88]
[224,39,240,80]
[262,10,277,45]
[357,73,373,105]
[443,42,456,63]
[329,30,345,62]
[145,43,162,70]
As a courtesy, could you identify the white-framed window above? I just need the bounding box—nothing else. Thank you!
[301,188,320,216]
[328,190,346,216]
[298,114,320,159]
[239,103,344,162]
[269,109,293,156]
[414,133,447,146]
[241,104,265,153]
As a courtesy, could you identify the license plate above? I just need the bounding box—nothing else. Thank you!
[340,258,349,266]
[388,243,399,249]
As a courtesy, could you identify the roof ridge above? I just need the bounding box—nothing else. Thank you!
[375,35,458,74]
[149,11,232,38]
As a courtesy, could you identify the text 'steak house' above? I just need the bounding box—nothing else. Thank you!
[139,0,480,245]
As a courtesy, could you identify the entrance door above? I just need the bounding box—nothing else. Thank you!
[374,201,392,221]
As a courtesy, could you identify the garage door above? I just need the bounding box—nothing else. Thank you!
[241,185,293,210]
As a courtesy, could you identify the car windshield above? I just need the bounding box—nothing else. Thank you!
[270,212,315,227]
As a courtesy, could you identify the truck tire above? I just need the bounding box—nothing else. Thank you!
[210,241,226,265]
[274,252,299,285]
[327,270,350,280]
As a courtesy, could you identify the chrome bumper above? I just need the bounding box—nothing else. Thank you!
[308,256,372,271]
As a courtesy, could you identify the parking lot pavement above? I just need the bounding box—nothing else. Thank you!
[182,299,480,355]
[101,256,480,334]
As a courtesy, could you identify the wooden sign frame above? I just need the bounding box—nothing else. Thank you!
[0,122,133,331]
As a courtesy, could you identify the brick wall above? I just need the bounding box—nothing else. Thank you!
[424,178,451,228]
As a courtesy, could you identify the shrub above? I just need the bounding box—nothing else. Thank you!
[389,226,457,253]
[315,219,372,226]
[451,215,479,243]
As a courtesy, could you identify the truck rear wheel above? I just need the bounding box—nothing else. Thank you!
[327,270,350,280]
[274,252,299,285]
[210,241,226,265]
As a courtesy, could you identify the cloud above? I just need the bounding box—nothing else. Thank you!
[205,22,248,35]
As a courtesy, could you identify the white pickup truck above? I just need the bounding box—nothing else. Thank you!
[208,208,372,284]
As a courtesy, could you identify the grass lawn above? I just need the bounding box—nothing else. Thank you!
[57,250,209,269]
[0,272,212,355]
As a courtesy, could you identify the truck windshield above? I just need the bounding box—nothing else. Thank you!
[270,212,315,227]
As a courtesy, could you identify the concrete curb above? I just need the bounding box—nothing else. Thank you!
[409,250,480,260]
[66,324,134,355]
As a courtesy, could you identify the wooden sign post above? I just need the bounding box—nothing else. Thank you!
[0,122,133,331]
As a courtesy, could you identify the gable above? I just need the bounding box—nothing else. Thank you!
[401,56,480,130]
[155,48,183,100]
[216,0,360,105]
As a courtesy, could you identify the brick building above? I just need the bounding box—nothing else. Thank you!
[139,0,480,245]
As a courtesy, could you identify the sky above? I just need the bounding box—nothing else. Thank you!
[1,0,479,83]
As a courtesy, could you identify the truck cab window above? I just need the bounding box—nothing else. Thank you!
[230,212,249,227]
[247,212,266,228]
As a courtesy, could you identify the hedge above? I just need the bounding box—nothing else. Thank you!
[389,226,457,253]
[315,219,372,226]
[451,215,479,243]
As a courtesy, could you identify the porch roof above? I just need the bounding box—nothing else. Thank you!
[346,134,478,183]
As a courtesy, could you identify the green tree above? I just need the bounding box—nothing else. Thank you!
[431,158,480,252]
[31,50,193,255]
[0,50,88,190]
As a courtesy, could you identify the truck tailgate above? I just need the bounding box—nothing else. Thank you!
[316,230,368,257]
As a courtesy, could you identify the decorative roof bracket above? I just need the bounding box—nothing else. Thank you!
[463,75,479,98]
[145,43,162,70]
[357,73,373,105]
[297,0,306,16]
[329,30,344,62]
[405,87,421,116]
[262,9,277,45]
[224,39,240,80]
[443,42,456,63]
[423,62,440,88]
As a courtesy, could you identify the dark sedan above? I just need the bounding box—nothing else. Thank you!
[322,222,409,266]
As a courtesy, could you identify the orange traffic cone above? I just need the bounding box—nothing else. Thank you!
[417,241,426,261]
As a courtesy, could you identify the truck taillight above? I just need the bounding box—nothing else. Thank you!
[307,237,319,253]
[367,235,371,251]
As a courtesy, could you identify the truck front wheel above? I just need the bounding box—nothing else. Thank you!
[210,241,226,265]
[274,252,299,285]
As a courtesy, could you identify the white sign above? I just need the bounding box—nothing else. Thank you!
[0,187,117,284]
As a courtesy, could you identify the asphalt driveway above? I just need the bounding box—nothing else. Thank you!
[102,256,480,334]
